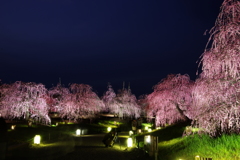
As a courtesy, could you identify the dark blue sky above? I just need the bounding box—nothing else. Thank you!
[0,0,223,97]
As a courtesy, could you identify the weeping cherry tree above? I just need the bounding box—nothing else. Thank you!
[146,74,194,127]
[48,83,70,113]
[102,83,116,113]
[57,83,105,120]
[192,0,240,136]
[0,81,50,124]
[104,86,141,119]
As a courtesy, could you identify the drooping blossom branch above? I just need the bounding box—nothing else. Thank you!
[102,84,116,112]
[200,0,240,80]
[103,85,141,119]
[193,0,240,136]
[56,83,105,120]
[146,74,194,127]
[0,81,50,124]
[48,83,70,113]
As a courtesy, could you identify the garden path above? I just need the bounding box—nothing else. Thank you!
[56,132,152,160]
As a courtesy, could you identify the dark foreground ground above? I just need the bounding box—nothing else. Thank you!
[7,132,153,160]
[57,133,152,160]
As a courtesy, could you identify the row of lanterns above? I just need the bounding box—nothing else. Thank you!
[15,124,209,160]
[14,124,153,146]
[33,128,83,145]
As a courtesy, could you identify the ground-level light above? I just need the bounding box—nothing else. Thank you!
[144,135,151,143]
[195,155,200,160]
[34,135,41,144]
[76,129,81,136]
[129,130,133,136]
[148,128,152,132]
[107,127,112,132]
[11,125,16,130]
[137,129,141,134]
[127,137,133,147]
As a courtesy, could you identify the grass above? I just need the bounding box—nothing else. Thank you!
[142,122,240,160]
[173,134,240,160]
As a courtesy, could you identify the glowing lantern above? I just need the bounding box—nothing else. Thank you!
[137,129,141,134]
[107,127,112,132]
[11,125,16,130]
[145,135,151,143]
[145,126,148,130]
[127,138,133,147]
[76,129,81,136]
[34,135,41,144]
[129,130,133,136]
[148,128,152,132]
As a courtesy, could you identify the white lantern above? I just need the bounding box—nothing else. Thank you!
[145,135,151,143]
[76,129,81,136]
[34,135,41,144]
[11,125,16,130]
[129,130,133,136]
[107,127,112,132]
[127,138,133,147]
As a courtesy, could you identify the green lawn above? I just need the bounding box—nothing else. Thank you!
[139,122,240,160]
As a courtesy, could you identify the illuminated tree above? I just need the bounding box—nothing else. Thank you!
[146,74,194,127]
[0,81,50,124]
[103,85,141,118]
[115,88,141,118]
[57,83,105,120]
[0,83,11,117]
[48,84,70,113]
[193,0,240,136]
[102,84,116,113]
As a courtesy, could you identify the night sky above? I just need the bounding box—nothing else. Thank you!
[0,0,223,97]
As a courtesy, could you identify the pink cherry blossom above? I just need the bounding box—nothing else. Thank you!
[0,81,50,124]
[193,0,240,136]
[146,74,194,127]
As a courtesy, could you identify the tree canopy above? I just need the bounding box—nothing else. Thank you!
[0,81,51,124]
[146,74,194,127]
[193,0,240,136]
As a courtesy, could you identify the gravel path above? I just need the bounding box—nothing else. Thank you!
[56,134,153,160]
